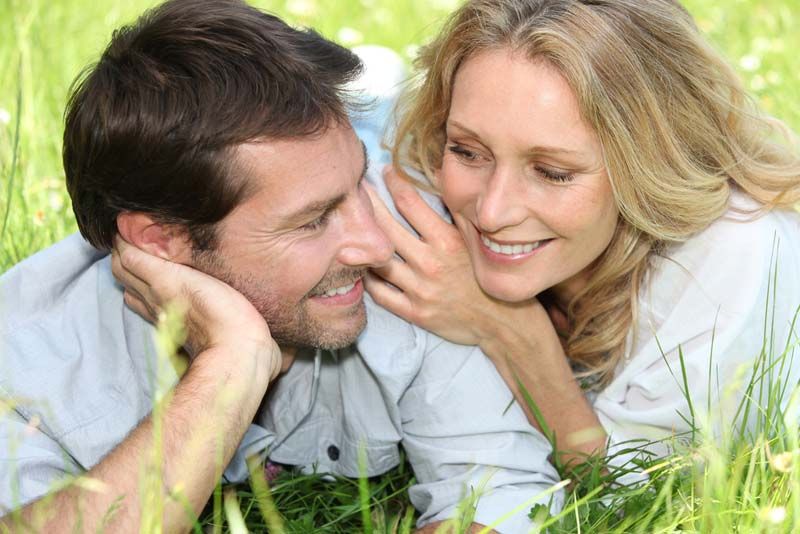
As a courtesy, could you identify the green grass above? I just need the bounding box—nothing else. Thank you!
[1,0,800,533]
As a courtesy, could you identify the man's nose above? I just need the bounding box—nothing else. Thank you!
[475,166,527,233]
[337,193,394,268]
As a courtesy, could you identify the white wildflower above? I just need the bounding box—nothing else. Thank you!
[336,27,363,47]
[48,192,65,211]
[759,506,787,525]
[739,54,761,72]
[285,0,316,18]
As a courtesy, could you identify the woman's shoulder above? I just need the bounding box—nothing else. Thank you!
[630,191,800,359]
[701,189,800,253]
[647,191,800,310]
[596,193,800,449]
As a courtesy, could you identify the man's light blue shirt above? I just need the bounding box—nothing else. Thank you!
[0,173,561,532]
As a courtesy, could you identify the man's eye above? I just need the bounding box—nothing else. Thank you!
[301,211,331,231]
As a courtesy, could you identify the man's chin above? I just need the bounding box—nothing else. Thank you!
[311,299,367,350]
[274,299,367,351]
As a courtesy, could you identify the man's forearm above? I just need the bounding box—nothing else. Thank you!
[1,347,270,533]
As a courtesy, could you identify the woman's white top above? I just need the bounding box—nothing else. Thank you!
[592,190,800,466]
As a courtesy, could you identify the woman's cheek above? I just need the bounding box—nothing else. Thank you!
[440,163,478,215]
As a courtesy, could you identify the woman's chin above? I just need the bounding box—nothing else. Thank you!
[476,275,541,304]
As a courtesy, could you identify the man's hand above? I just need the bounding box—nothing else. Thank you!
[111,236,282,381]
[2,238,285,534]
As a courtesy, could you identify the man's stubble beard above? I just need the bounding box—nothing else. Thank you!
[193,249,366,350]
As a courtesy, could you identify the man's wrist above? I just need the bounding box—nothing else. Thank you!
[190,342,276,393]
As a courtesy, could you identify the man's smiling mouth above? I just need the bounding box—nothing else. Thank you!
[317,280,358,298]
[309,278,365,306]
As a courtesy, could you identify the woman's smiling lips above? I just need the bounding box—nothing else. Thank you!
[309,278,364,306]
[474,226,553,264]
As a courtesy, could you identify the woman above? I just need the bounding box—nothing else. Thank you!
[364,0,800,471]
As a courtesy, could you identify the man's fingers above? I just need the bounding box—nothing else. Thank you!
[113,234,171,284]
[111,243,154,304]
[363,272,414,322]
[369,258,415,293]
[384,167,455,248]
[123,290,158,324]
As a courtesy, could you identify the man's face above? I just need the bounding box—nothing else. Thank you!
[192,123,393,350]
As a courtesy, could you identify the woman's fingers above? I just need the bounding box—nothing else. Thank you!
[384,167,458,249]
[364,272,414,321]
[364,183,425,264]
[370,257,416,292]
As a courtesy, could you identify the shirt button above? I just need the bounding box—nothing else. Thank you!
[327,445,340,461]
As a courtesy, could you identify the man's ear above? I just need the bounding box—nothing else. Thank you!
[116,212,193,264]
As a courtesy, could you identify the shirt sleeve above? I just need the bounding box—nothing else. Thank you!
[0,406,80,514]
[400,331,563,533]
[593,208,800,472]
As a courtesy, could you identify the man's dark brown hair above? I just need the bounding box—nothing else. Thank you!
[63,0,362,251]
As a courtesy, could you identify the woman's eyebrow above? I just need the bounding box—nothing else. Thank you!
[526,145,584,156]
[448,119,584,157]
[446,119,481,138]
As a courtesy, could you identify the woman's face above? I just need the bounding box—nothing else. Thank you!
[440,48,619,303]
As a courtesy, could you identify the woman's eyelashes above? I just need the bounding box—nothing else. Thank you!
[534,165,575,183]
[447,143,576,183]
[447,143,482,163]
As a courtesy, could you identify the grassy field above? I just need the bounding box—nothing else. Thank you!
[1,0,800,532]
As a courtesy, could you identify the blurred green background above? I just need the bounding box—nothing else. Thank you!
[0,0,798,272]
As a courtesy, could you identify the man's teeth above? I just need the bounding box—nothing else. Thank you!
[319,281,357,298]
[480,234,544,255]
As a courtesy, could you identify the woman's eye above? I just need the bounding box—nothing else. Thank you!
[301,211,331,231]
[535,165,575,183]
[447,144,481,162]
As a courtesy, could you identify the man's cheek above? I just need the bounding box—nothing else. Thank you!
[288,249,337,297]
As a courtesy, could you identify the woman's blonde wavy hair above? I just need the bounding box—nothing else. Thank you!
[391,0,800,387]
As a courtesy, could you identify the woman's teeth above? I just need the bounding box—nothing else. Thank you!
[480,234,544,255]
[319,281,357,298]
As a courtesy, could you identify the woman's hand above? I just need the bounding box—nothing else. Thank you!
[364,170,607,468]
[364,167,524,347]
[111,236,282,381]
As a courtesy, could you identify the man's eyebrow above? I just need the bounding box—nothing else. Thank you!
[282,140,369,228]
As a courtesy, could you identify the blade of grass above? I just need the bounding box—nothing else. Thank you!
[358,443,373,534]
[246,455,285,534]
[0,58,21,241]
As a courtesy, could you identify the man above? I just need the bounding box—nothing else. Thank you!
[0,0,560,532]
